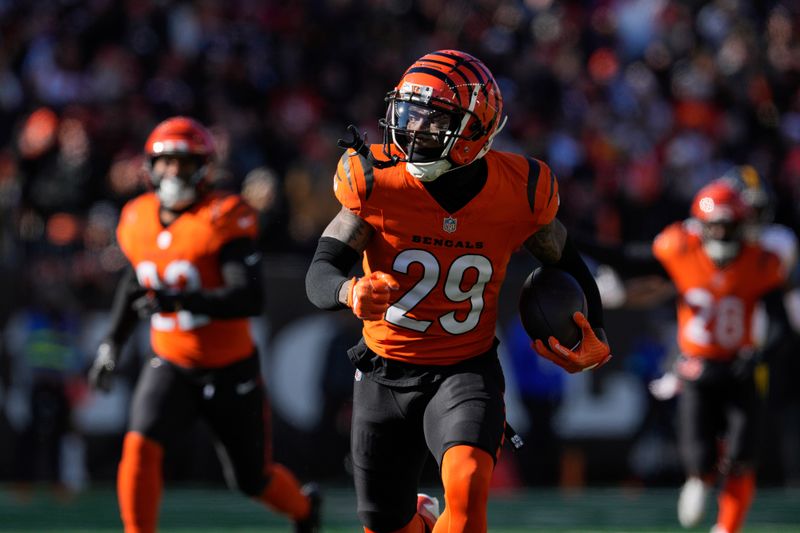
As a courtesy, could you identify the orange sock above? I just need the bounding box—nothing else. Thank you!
[433,445,494,533]
[256,463,310,521]
[717,471,755,533]
[117,432,164,533]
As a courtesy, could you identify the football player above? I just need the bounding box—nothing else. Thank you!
[652,181,788,533]
[305,50,611,533]
[88,117,320,533]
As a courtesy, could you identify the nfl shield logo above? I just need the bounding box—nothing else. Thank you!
[443,216,457,233]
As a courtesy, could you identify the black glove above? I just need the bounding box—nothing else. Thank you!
[131,290,183,318]
[88,341,119,392]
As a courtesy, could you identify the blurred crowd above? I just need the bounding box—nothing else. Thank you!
[1,0,800,494]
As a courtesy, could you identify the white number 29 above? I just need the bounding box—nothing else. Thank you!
[384,250,493,334]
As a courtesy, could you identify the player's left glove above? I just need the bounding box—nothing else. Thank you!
[533,312,612,373]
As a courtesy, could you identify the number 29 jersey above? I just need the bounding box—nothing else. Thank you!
[116,191,258,368]
[334,145,559,365]
[652,221,785,361]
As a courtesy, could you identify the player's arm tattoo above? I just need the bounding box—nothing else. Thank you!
[524,218,568,264]
[321,206,375,253]
[321,206,375,305]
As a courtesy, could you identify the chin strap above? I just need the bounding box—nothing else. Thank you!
[407,159,452,182]
[337,125,399,169]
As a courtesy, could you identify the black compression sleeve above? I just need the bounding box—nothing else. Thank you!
[106,265,146,348]
[554,236,605,328]
[306,236,361,310]
[760,288,791,361]
[177,238,264,318]
[571,234,667,278]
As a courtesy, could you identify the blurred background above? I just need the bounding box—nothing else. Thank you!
[1,0,799,529]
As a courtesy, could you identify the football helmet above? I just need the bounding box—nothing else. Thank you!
[718,165,775,224]
[691,181,752,264]
[144,116,215,211]
[380,50,506,181]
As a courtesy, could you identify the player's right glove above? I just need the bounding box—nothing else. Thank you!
[88,341,119,392]
[346,272,399,320]
[533,312,612,373]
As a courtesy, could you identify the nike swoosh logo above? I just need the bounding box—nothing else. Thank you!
[235,380,257,395]
[244,253,262,266]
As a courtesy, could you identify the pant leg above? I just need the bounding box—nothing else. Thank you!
[351,375,430,533]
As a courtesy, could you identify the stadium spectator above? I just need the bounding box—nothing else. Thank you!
[305,50,611,533]
[3,257,87,499]
[86,117,320,533]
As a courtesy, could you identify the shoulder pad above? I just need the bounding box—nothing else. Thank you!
[207,193,258,240]
[334,146,380,213]
[653,222,691,259]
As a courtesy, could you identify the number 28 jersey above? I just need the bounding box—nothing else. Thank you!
[652,221,785,361]
[116,191,258,368]
[334,145,559,365]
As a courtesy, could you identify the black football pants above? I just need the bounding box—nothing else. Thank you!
[127,352,271,496]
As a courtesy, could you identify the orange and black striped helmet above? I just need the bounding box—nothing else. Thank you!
[381,50,505,167]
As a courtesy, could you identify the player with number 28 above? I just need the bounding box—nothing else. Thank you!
[652,179,787,533]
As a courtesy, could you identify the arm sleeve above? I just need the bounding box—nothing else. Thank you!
[760,288,792,362]
[106,265,146,347]
[553,236,605,328]
[177,237,264,318]
[571,233,668,278]
[305,236,361,310]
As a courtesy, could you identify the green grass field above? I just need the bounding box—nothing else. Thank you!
[1,485,798,532]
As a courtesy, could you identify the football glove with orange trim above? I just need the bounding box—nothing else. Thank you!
[347,272,400,320]
[533,312,612,373]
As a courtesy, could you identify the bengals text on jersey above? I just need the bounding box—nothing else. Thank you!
[116,191,258,368]
[334,143,559,365]
[652,221,786,361]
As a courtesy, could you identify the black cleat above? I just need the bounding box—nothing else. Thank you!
[294,483,322,533]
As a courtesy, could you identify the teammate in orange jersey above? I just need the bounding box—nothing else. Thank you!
[305,50,611,533]
[652,180,788,533]
[87,117,320,533]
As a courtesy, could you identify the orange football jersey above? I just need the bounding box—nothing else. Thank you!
[334,145,559,365]
[653,221,785,361]
[116,191,259,368]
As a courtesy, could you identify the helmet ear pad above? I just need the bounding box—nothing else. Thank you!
[448,115,491,166]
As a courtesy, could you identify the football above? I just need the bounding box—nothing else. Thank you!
[519,266,588,350]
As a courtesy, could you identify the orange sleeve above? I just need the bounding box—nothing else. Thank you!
[208,194,258,248]
[116,195,150,261]
[652,222,687,265]
[760,251,788,293]
[528,158,559,226]
[333,148,367,214]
